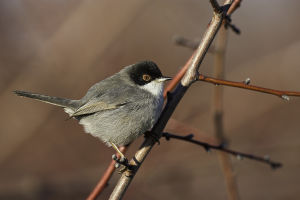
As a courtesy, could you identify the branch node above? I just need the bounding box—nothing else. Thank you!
[271,163,282,170]
[219,142,228,148]
[243,78,251,85]
[144,131,160,145]
[162,132,171,141]
[281,95,290,101]
[184,134,194,139]
[205,146,211,153]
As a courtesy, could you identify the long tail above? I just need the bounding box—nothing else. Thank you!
[14,90,79,109]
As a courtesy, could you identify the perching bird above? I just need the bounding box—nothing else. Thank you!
[14,61,171,159]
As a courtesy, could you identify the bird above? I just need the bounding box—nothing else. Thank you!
[14,61,171,159]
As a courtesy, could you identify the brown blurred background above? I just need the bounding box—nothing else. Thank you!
[1,0,300,199]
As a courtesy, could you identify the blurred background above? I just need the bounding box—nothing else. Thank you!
[1,0,300,199]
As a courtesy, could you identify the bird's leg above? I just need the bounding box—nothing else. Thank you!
[110,142,130,170]
[110,142,125,158]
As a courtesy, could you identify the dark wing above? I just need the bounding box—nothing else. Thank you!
[70,99,128,117]
[71,75,137,117]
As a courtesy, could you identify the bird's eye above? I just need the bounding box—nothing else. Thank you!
[142,74,152,81]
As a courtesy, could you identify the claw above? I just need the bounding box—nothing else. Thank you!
[112,154,118,160]
[112,153,131,171]
[119,156,127,163]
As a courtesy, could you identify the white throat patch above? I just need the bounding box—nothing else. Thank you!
[140,80,164,97]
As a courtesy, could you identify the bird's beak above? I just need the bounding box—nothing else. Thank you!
[157,76,172,82]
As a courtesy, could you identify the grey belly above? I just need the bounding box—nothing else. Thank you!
[78,103,160,146]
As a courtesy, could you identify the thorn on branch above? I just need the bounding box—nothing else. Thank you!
[224,15,241,34]
[271,163,282,170]
[205,146,211,153]
[162,132,283,169]
[184,134,194,140]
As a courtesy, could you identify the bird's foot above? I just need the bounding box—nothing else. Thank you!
[144,131,160,145]
[112,154,132,173]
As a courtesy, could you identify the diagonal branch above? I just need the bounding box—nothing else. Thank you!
[181,1,231,86]
[162,132,282,169]
[198,74,300,100]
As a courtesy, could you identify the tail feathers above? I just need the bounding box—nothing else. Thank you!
[14,90,79,109]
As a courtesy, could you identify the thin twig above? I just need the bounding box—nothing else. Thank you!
[198,74,300,99]
[173,35,200,50]
[162,132,282,169]
[86,146,127,200]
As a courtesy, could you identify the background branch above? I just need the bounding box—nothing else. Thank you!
[162,132,282,169]
[173,35,201,51]
[86,146,127,200]
[198,74,300,99]
[212,17,240,200]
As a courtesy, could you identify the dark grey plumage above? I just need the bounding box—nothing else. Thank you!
[14,61,170,148]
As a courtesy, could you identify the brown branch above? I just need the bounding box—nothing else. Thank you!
[173,35,217,53]
[212,20,240,200]
[173,35,200,50]
[109,1,234,200]
[164,55,194,97]
[86,146,127,200]
[227,0,242,15]
[162,132,282,169]
[198,74,300,99]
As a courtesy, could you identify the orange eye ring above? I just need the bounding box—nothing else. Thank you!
[142,74,151,81]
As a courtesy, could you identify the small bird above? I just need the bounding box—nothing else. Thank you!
[14,61,171,159]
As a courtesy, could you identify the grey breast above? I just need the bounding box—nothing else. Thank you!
[76,72,161,146]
